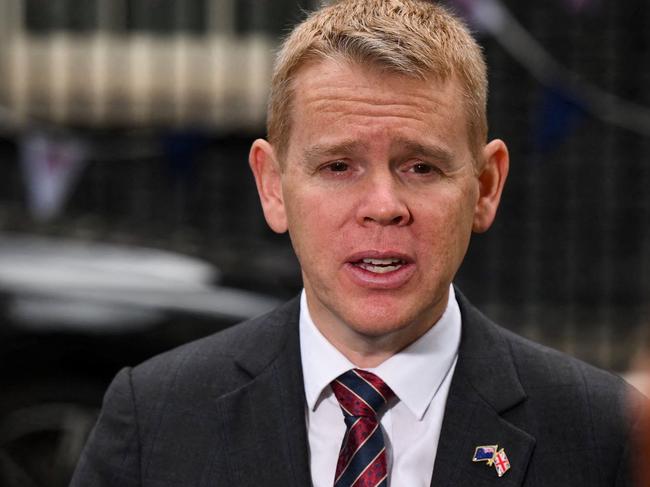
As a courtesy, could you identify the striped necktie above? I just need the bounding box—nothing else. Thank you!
[330,369,395,487]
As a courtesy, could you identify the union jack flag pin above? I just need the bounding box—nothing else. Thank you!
[472,445,511,477]
[493,448,511,477]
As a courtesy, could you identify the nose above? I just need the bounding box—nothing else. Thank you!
[356,174,411,227]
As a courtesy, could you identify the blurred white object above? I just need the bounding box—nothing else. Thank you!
[20,132,87,221]
[0,234,279,331]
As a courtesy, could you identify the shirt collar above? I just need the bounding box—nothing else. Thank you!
[299,285,461,421]
[300,291,356,413]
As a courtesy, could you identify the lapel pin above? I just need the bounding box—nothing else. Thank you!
[472,445,511,477]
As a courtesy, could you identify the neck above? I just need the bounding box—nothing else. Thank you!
[305,279,449,368]
[328,334,405,368]
[305,294,448,369]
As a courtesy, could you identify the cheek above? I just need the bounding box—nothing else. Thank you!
[284,188,347,256]
[412,192,476,252]
[285,176,355,224]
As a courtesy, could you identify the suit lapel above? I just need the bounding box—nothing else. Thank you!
[214,298,311,487]
[430,291,536,487]
[430,374,535,487]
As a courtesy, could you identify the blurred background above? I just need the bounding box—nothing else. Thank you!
[0,0,648,485]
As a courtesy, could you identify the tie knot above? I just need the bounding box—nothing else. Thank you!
[331,369,395,418]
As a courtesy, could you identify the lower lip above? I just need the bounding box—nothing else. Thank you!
[344,262,415,289]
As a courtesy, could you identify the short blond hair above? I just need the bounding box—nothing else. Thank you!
[267,0,488,161]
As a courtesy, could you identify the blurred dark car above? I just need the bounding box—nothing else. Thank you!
[0,233,280,487]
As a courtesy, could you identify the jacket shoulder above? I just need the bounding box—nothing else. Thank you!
[70,297,302,486]
[129,296,300,401]
[456,290,632,402]
[497,325,632,400]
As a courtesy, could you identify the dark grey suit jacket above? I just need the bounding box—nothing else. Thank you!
[70,292,640,486]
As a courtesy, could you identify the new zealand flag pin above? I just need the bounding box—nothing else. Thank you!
[472,444,511,477]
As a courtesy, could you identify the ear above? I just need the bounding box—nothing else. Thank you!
[472,139,509,233]
[248,139,288,233]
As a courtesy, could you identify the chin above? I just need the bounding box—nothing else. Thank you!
[342,308,417,338]
[336,289,447,340]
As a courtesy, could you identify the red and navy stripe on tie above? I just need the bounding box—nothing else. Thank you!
[331,369,395,487]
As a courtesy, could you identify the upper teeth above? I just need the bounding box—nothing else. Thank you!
[362,258,403,265]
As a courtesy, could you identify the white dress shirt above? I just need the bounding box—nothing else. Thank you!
[299,285,461,487]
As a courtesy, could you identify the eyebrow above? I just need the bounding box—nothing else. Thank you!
[301,140,367,162]
[300,138,456,165]
[391,138,455,164]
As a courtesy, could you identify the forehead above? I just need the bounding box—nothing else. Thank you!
[286,58,470,160]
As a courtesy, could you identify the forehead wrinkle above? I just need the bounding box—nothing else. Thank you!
[298,70,449,103]
[297,89,450,131]
[302,100,433,129]
[306,89,438,107]
[304,92,435,118]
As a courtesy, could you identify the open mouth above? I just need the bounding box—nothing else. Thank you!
[354,257,406,274]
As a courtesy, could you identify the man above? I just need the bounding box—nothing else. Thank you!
[70,1,640,486]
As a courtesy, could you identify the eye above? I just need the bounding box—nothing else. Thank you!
[323,161,349,172]
[408,162,438,175]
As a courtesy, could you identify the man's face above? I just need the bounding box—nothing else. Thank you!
[251,58,507,353]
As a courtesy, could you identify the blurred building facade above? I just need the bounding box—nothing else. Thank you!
[0,0,323,128]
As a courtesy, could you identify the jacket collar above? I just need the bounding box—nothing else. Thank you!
[454,289,527,413]
[430,290,536,486]
[215,297,312,486]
